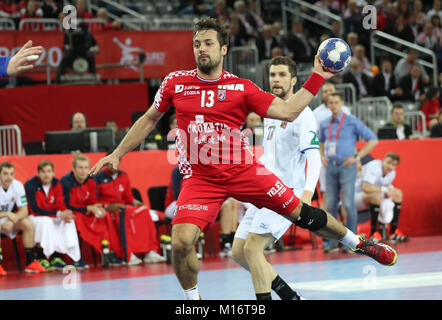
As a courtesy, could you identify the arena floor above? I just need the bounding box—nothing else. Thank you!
[1,235,441,300]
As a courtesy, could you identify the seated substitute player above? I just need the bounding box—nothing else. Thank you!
[164,166,238,257]
[90,17,398,300]
[95,163,166,264]
[0,162,45,275]
[61,154,124,268]
[25,160,86,270]
[355,152,408,242]
[232,56,321,300]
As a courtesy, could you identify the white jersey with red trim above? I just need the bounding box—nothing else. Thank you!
[154,69,276,176]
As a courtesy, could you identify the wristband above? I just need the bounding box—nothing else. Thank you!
[302,72,325,95]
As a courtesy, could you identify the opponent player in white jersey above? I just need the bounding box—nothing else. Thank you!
[90,18,398,300]
[232,56,321,300]
[355,153,407,242]
[0,162,45,275]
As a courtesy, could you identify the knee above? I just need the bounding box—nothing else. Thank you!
[393,189,403,202]
[20,217,34,231]
[171,228,197,256]
[1,221,13,233]
[370,192,382,205]
[231,240,245,264]
[242,234,266,261]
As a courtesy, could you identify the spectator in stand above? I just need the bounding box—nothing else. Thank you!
[397,0,410,23]
[0,162,46,276]
[255,24,279,61]
[343,0,362,35]
[430,109,442,137]
[90,8,122,32]
[314,0,340,25]
[246,1,264,35]
[330,20,344,39]
[0,0,21,18]
[41,0,59,19]
[342,59,372,99]
[407,12,423,43]
[420,87,440,130]
[76,0,93,19]
[179,0,214,16]
[105,119,127,145]
[95,163,166,264]
[430,15,442,43]
[214,0,229,24]
[70,112,88,130]
[228,21,248,48]
[25,160,86,271]
[228,11,250,45]
[417,21,438,50]
[272,22,284,49]
[413,0,426,27]
[271,47,283,59]
[233,0,256,38]
[384,14,415,49]
[394,48,430,84]
[379,103,413,140]
[426,0,442,22]
[20,0,43,32]
[61,154,124,268]
[346,32,358,54]
[283,20,313,63]
[372,58,403,101]
[353,44,372,77]
[398,63,427,103]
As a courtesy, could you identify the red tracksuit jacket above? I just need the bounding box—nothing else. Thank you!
[25,176,66,217]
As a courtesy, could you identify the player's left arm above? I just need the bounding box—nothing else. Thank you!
[266,54,336,122]
[14,205,29,220]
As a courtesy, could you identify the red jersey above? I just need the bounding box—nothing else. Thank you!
[94,168,134,205]
[60,172,98,213]
[154,69,275,177]
[25,176,67,217]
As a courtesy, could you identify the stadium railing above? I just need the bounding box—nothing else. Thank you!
[224,45,260,84]
[18,18,62,31]
[370,30,438,87]
[282,0,343,35]
[355,96,393,134]
[0,125,24,156]
[0,18,15,30]
[404,110,428,136]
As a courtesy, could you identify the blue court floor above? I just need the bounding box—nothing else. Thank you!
[1,249,441,300]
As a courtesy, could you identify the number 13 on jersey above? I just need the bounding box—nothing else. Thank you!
[201,90,215,108]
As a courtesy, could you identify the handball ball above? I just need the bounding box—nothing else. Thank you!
[317,38,352,73]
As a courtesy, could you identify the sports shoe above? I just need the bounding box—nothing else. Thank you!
[389,229,409,243]
[109,252,125,266]
[370,231,383,243]
[128,253,143,266]
[0,265,7,276]
[50,257,67,270]
[352,235,398,266]
[73,259,90,270]
[38,259,53,271]
[143,250,166,263]
[219,243,232,257]
[25,260,47,273]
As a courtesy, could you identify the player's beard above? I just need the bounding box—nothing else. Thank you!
[197,54,221,75]
[271,85,290,100]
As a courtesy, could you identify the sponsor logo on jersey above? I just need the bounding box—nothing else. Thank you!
[280,121,287,129]
[175,84,184,93]
[118,184,125,192]
[178,204,208,211]
[217,89,226,101]
[217,84,245,91]
[310,131,319,146]
[282,195,295,209]
[267,180,287,198]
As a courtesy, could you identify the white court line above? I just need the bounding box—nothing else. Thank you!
[290,272,442,292]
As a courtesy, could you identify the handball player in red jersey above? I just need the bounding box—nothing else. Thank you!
[90,18,398,300]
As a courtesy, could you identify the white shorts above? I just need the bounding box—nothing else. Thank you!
[355,192,395,224]
[0,217,17,239]
[234,189,301,242]
[164,201,176,219]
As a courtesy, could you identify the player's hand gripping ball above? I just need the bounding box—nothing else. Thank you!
[317,38,352,73]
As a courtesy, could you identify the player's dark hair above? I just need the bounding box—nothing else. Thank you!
[385,152,400,164]
[269,56,298,78]
[38,160,54,172]
[0,161,14,174]
[194,17,229,48]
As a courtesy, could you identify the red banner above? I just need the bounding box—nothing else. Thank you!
[0,30,195,81]
[0,83,148,142]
